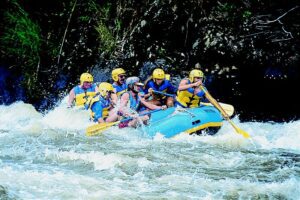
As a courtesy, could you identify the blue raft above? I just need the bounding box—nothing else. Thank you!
[142,105,223,138]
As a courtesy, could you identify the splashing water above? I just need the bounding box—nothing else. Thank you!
[0,101,299,199]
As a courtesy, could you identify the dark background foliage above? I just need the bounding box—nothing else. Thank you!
[0,0,299,121]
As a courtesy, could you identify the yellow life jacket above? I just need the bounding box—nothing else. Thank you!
[176,90,201,108]
[75,92,96,106]
[113,83,127,97]
[176,79,204,108]
[74,85,96,106]
[116,90,126,97]
[86,95,109,121]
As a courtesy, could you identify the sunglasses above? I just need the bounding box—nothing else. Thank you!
[118,75,126,79]
[107,91,114,94]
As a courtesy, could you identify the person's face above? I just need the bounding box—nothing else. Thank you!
[193,77,203,83]
[154,78,164,85]
[105,90,113,99]
[118,74,126,84]
[82,81,92,89]
[133,83,143,92]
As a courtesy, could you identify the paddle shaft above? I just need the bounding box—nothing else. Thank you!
[152,90,175,97]
[200,85,250,138]
[200,86,229,119]
[153,89,234,117]
[86,108,162,136]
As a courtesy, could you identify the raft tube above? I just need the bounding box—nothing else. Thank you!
[143,105,223,138]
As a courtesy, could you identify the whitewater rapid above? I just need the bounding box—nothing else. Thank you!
[0,101,299,199]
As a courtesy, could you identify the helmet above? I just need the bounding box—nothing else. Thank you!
[112,68,126,82]
[98,82,114,98]
[152,68,165,79]
[189,69,204,82]
[80,73,93,85]
[126,77,144,87]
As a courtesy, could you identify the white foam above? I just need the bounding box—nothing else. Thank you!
[45,149,124,170]
[0,166,120,199]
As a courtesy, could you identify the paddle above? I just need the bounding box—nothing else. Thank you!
[152,90,175,97]
[201,102,234,117]
[86,109,162,136]
[86,118,131,137]
[153,90,235,117]
[199,85,250,138]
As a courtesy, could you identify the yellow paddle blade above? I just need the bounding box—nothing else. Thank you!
[202,102,234,117]
[200,86,250,139]
[86,121,119,136]
[229,120,251,138]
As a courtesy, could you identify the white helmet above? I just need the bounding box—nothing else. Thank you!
[126,77,144,87]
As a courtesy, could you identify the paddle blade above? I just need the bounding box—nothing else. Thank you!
[86,121,119,136]
[219,103,234,117]
[202,102,234,117]
[229,121,251,138]
[200,86,250,139]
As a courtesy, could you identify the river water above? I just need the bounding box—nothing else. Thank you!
[0,101,299,199]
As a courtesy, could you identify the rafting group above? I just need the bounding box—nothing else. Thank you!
[67,67,250,138]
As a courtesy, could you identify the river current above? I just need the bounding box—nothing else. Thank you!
[0,101,299,199]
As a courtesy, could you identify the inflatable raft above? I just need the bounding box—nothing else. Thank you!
[143,105,223,138]
[86,103,229,138]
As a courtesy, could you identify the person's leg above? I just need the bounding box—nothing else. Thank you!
[166,97,174,107]
[147,99,161,106]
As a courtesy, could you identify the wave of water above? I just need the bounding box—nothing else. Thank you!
[0,101,299,199]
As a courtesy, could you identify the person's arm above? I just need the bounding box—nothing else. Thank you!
[119,93,130,114]
[97,117,105,123]
[177,79,202,91]
[111,93,118,105]
[67,88,75,107]
[143,91,152,99]
[143,82,153,99]
[140,97,166,110]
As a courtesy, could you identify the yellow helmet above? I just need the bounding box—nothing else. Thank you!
[80,73,93,85]
[189,69,204,82]
[98,82,114,98]
[112,68,126,82]
[152,68,165,79]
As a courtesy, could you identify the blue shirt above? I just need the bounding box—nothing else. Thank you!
[144,79,177,94]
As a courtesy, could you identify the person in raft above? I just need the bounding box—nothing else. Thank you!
[84,82,118,123]
[175,69,207,108]
[118,76,167,128]
[143,68,177,107]
[67,72,97,108]
[110,67,127,105]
